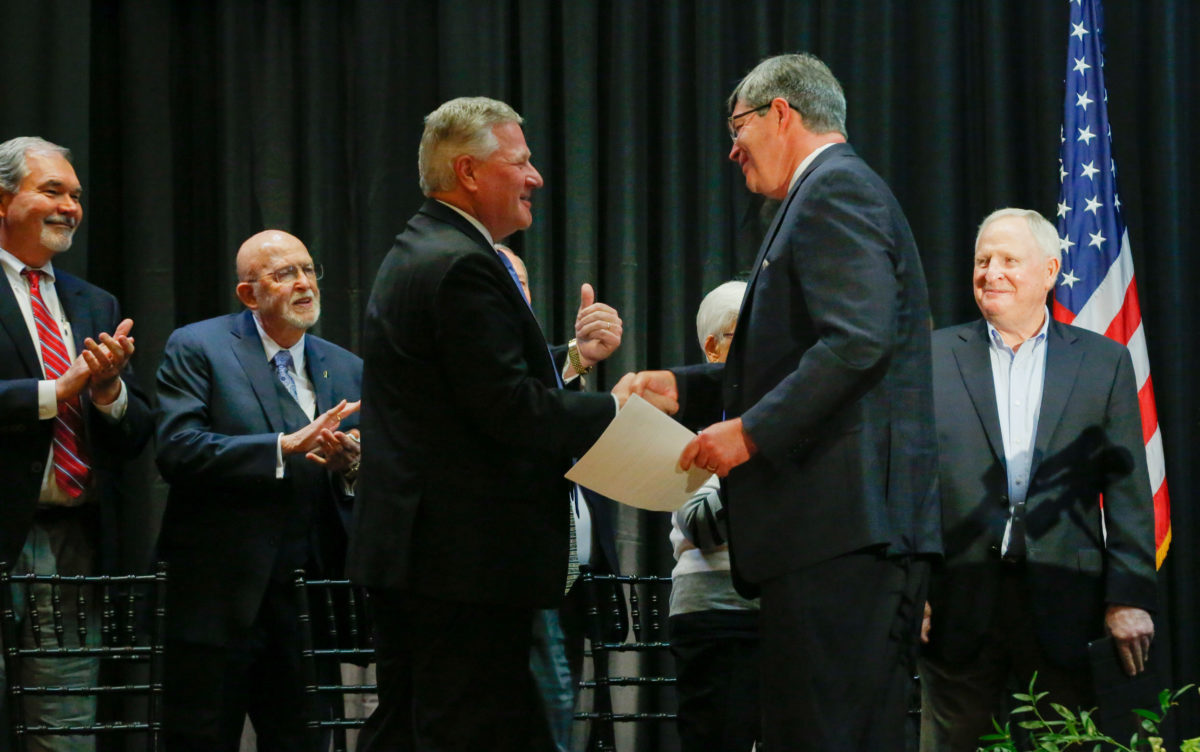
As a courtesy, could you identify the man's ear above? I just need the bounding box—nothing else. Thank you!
[235,281,258,310]
[703,334,721,363]
[1045,256,1062,290]
[0,190,12,219]
[452,154,477,193]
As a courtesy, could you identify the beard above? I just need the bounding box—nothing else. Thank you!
[259,286,321,332]
[282,298,320,330]
[40,215,77,253]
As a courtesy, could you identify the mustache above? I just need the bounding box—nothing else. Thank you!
[45,214,78,229]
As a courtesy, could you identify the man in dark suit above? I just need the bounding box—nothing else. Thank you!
[919,209,1156,751]
[155,229,363,751]
[620,54,940,750]
[346,96,654,752]
[0,136,153,749]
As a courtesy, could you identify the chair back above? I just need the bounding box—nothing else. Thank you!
[576,572,675,751]
[293,573,376,752]
[0,561,168,752]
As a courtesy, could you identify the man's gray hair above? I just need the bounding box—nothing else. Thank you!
[0,137,71,194]
[418,97,523,195]
[695,281,747,348]
[976,208,1062,265]
[728,53,847,139]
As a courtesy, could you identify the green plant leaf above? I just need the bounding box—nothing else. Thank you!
[1132,708,1162,723]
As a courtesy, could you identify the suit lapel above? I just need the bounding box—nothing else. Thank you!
[54,272,95,357]
[305,338,335,414]
[1029,320,1082,481]
[0,273,41,376]
[230,310,288,433]
[421,199,558,386]
[954,321,1007,467]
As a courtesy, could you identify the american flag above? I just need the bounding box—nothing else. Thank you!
[1052,0,1170,566]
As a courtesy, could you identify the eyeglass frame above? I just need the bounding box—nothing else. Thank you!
[727,99,802,142]
[258,262,325,285]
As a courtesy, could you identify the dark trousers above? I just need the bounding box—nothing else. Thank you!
[758,549,928,752]
[669,610,761,752]
[919,565,1093,752]
[163,579,317,752]
[359,589,537,752]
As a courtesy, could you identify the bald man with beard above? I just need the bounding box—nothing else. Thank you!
[155,230,363,752]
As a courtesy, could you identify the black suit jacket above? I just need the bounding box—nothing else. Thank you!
[154,309,362,645]
[347,200,614,609]
[0,268,153,571]
[926,318,1156,668]
[674,143,941,589]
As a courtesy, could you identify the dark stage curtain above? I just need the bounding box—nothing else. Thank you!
[1,0,1196,744]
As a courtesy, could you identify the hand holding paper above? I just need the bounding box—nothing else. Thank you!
[566,393,710,511]
[679,417,757,478]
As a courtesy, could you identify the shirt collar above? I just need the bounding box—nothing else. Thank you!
[251,312,306,372]
[0,247,57,283]
[436,200,494,247]
[986,307,1051,352]
[788,142,838,194]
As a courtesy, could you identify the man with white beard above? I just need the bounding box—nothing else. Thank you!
[155,230,363,751]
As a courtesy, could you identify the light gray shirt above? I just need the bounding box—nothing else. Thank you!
[986,309,1050,555]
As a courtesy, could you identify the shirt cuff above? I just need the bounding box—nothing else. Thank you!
[91,379,128,422]
[275,433,286,479]
[38,380,58,420]
[611,394,620,414]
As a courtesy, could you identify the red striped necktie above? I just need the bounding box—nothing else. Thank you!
[22,269,90,498]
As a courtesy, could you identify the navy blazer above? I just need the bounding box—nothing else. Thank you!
[0,268,153,571]
[926,318,1156,668]
[154,309,362,645]
[347,200,615,609]
[674,143,941,590]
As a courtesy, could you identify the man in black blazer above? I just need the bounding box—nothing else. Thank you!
[620,54,940,750]
[346,97,651,752]
[0,136,153,747]
[155,230,363,751]
[919,209,1156,751]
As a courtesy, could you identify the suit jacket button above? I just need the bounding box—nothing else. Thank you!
[30,461,44,475]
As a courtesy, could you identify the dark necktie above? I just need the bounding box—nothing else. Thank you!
[22,269,90,497]
[494,250,578,591]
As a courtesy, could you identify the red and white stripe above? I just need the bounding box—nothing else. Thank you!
[1052,231,1170,566]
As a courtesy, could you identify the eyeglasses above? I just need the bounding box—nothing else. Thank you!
[726,101,802,142]
[260,263,324,285]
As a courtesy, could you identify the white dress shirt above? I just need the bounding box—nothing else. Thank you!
[1,248,128,505]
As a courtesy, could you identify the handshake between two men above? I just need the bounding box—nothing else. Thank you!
[611,371,757,479]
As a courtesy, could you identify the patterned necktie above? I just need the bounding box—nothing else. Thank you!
[272,350,300,402]
[22,269,90,497]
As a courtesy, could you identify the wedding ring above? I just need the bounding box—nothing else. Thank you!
[705,464,718,472]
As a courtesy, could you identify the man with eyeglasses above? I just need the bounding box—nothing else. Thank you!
[155,229,363,751]
[618,53,940,750]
